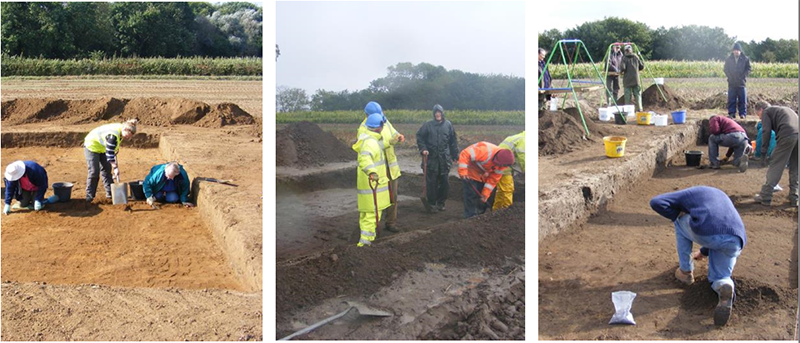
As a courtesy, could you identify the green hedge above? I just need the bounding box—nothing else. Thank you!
[276,110,525,126]
[545,60,798,79]
[1,55,262,76]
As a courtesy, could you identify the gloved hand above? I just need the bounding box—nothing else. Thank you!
[459,174,469,180]
[146,196,156,206]
[3,204,10,215]
[182,202,195,208]
[369,173,379,182]
[113,167,120,181]
[34,200,43,211]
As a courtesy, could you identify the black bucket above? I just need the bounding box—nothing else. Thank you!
[129,180,146,200]
[614,112,626,125]
[52,182,73,202]
[685,151,703,167]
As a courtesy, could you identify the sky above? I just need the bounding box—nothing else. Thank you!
[276,1,525,93]
[538,0,799,42]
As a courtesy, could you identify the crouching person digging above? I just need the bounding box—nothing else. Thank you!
[650,186,746,326]
[143,162,194,208]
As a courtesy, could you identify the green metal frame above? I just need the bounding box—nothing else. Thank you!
[538,39,622,137]
[601,42,668,105]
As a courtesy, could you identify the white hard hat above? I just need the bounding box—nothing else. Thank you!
[4,161,25,181]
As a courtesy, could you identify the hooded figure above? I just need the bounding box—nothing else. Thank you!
[619,45,645,111]
[416,104,459,212]
[723,42,752,118]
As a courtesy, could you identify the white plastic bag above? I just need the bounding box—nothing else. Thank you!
[608,291,637,325]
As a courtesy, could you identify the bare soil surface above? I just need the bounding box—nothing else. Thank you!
[539,142,798,339]
[1,78,263,118]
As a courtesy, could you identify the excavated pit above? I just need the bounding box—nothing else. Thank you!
[0,133,248,292]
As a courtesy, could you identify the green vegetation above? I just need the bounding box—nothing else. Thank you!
[276,110,525,126]
[548,61,798,79]
[1,56,262,76]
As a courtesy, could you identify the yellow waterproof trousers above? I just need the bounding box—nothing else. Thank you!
[358,210,382,247]
[492,174,515,210]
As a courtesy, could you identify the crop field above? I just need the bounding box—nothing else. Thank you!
[546,60,799,79]
[1,56,263,76]
[276,109,524,126]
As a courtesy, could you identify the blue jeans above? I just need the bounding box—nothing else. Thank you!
[675,214,742,293]
[708,132,748,166]
[155,191,179,203]
[727,86,747,117]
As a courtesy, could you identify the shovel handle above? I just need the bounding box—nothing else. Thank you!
[369,178,380,236]
[421,154,428,197]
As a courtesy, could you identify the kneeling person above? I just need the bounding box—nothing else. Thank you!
[458,142,514,218]
[143,162,194,208]
[707,115,749,172]
[4,160,49,214]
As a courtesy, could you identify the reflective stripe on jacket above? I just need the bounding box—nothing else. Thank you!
[352,130,391,213]
[84,123,123,155]
[457,141,508,199]
[498,131,526,175]
[358,118,402,180]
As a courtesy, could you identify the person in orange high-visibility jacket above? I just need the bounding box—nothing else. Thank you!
[457,142,514,218]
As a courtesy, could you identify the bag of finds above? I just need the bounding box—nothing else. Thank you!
[608,291,637,325]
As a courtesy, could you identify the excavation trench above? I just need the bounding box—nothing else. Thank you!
[0,131,253,292]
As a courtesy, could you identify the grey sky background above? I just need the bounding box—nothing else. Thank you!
[276,1,525,93]
[538,0,799,42]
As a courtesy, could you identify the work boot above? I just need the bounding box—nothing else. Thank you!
[436,203,446,212]
[754,194,771,206]
[714,284,734,326]
[675,267,694,285]
[737,155,748,173]
[709,164,720,170]
[385,225,400,233]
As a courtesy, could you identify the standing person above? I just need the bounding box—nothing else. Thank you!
[3,160,49,214]
[416,104,459,213]
[359,101,405,232]
[707,115,749,172]
[352,113,391,247]
[753,101,798,206]
[723,42,752,119]
[83,118,138,202]
[493,131,525,210]
[650,186,747,326]
[142,162,194,208]
[605,44,624,106]
[538,48,552,111]
[457,142,514,218]
[619,45,644,112]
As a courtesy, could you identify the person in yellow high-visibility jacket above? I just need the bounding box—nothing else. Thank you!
[493,131,525,210]
[358,101,405,232]
[353,113,392,247]
[83,118,139,202]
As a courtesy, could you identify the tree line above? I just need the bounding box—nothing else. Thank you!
[277,62,525,112]
[539,17,798,63]
[1,2,262,59]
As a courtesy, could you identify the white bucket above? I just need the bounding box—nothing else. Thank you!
[654,78,664,85]
[598,107,612,121]
[654,114,668,126]
[549,98,558,111]
[622,105,635,116]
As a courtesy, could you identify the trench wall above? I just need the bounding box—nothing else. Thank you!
[539,121,700,241]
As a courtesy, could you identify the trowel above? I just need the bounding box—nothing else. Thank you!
[279,301,392,340]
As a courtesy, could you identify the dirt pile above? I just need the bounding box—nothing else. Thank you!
[423,268,525,340]
[680,277,796,319]
[1,97,254,128]
[641,84,688,109]
[275,122,353,168]
[276,204,525,323]
[539,109,609,156]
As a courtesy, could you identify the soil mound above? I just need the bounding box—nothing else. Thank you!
[680,277,795,318]
[539,109,609,156]
[276,204,525,322]
[1,97,254,128]
[275,122,353,168]
[641,84,687,109]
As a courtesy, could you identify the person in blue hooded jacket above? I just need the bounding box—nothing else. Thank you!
[142,162,194,208]
[3,160,50,214]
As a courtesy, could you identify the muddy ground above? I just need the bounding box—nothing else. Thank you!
[539,121,798,340]
[1,83,262,341]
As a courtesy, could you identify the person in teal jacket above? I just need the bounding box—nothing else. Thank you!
[755,121,776,158]
[143,162,194,208]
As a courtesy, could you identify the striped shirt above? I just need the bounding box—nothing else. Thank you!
[105,134,118,164]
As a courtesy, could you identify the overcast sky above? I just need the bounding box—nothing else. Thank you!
[538,0,799,42]
[276,1,525,93]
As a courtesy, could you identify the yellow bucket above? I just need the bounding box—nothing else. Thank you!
[636,112,651,125]
[603,136,627,158]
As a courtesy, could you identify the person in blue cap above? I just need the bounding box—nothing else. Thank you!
[357,101,405,232]
[352,113,392,246]
[3,160,51,214]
